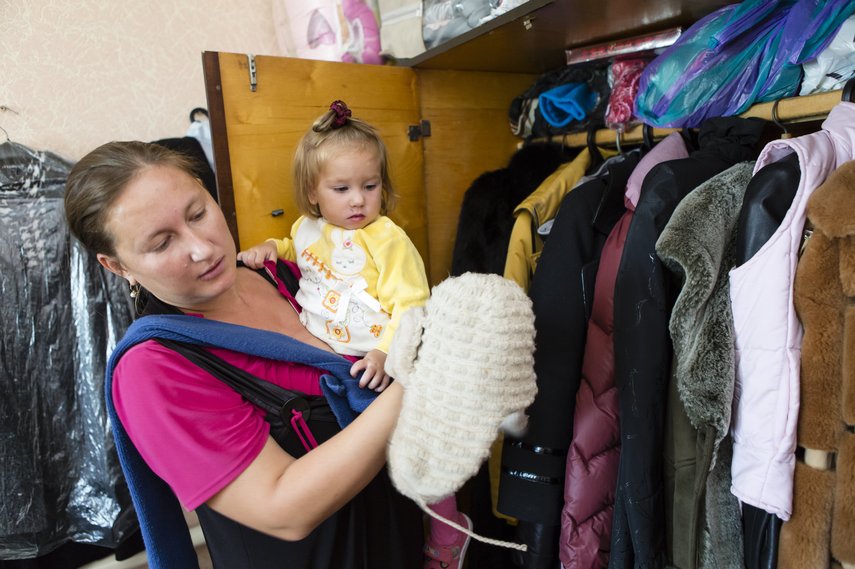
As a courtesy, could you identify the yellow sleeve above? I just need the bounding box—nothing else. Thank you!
[266,217,306,262]
[368,224,430,354]
[266,238,295,261]
[503,210,534,291]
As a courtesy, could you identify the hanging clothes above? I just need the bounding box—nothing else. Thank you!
[0,141,135,560]
[779,160,855,569]
[735,153,801,265]
[733,152,802,569]
[560,134,686,568]
[450,143,571,277]
[656,161,757,569]
[448,141,571,569]
[499,149,635,569]
[729,102,855,522]
[608,116,767,569]
[497,145,616,527]
[503,146,618,291]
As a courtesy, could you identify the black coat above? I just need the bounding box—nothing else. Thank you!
[608,117,768,569]
[450,143,572,276]
[499,152,640,528]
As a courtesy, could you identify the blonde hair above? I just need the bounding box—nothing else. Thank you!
[292,102,397,218]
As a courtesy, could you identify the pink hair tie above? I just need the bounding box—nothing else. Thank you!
[330,100,352,128]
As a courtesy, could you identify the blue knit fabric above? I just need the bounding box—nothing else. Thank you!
[105,314,376,568]
[538,82,598,127]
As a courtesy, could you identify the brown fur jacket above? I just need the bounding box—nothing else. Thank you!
[783,161,855,569]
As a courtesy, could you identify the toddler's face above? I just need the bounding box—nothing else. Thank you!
[310,146,383,230]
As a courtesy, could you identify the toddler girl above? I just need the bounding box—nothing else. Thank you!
[238,100,472,569]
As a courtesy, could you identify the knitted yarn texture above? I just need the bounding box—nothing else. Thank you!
[386,272,538,507]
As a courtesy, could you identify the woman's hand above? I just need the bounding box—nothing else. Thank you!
[238,240,278,269]
[351,349,390,391]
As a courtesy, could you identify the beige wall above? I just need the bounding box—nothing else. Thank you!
[0,0,282,161]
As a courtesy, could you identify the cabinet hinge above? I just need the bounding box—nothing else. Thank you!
[408,120,431,141]
[247,54,257,92]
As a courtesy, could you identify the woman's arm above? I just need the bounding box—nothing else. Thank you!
[205,381,403,540]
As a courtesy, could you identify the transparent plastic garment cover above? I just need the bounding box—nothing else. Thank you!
[0,141,136,559]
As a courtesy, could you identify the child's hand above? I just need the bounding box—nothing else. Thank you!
[351,349,390,392]
[237,241,278,269]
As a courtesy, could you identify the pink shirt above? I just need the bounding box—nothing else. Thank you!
[114,341,326,510]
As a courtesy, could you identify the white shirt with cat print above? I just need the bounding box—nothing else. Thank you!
[270,215,429,356]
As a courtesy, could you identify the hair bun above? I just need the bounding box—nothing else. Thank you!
[330,100,352,129]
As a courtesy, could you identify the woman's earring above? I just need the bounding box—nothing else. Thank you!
[129,283,146,315]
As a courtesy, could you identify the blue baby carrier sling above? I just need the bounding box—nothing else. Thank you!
[105,314,378,568]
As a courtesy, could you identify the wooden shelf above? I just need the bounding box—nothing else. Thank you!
[398,0,732,74]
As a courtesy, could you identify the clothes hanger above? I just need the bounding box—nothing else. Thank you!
[587,122,604,170]
[771,99,792,139]
[0,105,19,143]
[641,123,654,155]
[189,107,209,123]
[843,76,855,103]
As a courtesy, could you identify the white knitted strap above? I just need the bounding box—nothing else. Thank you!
[418,499,528,552]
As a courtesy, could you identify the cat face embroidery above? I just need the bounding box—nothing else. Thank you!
[330,228,367,276]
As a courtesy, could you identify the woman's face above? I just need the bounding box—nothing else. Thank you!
[97,165,237,312]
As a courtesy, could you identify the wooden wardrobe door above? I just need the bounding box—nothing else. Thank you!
[416,68,536,284]
[203,52,427,270]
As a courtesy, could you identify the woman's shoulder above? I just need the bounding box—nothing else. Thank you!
[113,340,219,396]
[117,338,180,367]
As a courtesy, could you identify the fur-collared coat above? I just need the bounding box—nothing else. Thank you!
[782,161,855,569]
[609,117,767,569]
[656,162,756,569]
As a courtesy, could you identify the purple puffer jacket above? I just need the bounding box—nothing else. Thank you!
[559,205,627,568]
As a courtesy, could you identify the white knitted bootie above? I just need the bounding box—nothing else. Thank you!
[385,272,537,552]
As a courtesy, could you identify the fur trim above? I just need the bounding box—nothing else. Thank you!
[700,436,744,569]
[841,239,855,299]
[450,143,571,277]
[845,308,855,428]
[807,161,855,240]
[778,462,835,569]
[656,162,754,446]
[794,231,845,449]
[831,433,855,564]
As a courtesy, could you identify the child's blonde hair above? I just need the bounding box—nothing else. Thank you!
[293,101,397,218]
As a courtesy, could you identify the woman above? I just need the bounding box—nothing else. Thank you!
[64,141,423,568]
